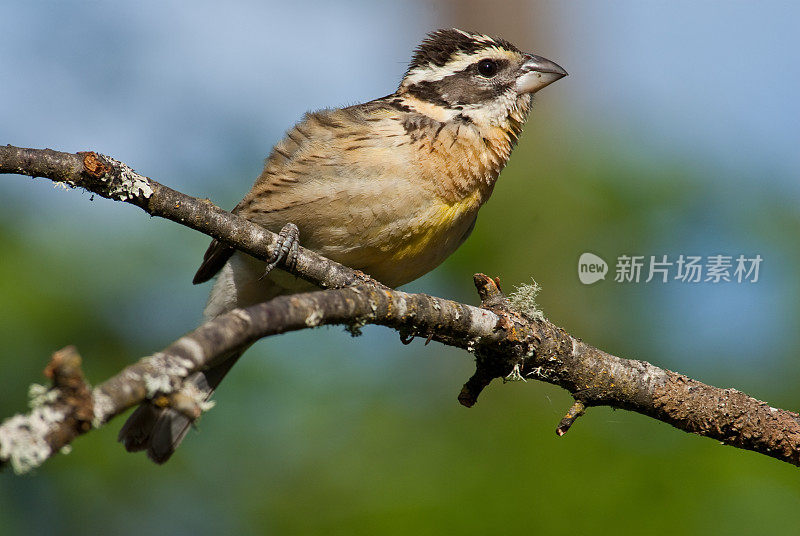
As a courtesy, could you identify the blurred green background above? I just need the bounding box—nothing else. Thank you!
[2,1,799,534]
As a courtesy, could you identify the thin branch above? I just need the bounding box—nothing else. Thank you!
[0,145,382,291]
[0,347,93,473]
[556,399,586,436]
[1,145,799,473]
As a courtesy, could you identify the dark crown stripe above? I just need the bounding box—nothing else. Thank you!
[407,29,519,74]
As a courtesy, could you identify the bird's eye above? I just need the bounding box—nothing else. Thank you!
[477,59,498,78]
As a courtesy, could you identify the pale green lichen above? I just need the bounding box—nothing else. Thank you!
[176,383,217,414]
[0,404,67,474]
[28,383,58,408]
[100,155,154,201]
[91,390,115,428]
[508,279,544,321]
[503,363,527,383]
[143,373,173,397]
[305,309,323,327]
[141,353,193,397]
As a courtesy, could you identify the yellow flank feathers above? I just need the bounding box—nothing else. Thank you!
[390,189,482,261]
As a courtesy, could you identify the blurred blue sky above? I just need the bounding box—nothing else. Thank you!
[1,1,798,371]
[554,2,800,176]
[3,1,798,184]
[2,1,797,192]
[2,2,800,532]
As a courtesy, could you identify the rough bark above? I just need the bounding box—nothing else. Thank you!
[1,145,798,473]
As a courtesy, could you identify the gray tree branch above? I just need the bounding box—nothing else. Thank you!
[1,145,798,473]
[0,145,382,290]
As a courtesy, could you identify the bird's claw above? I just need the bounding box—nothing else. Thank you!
[261,223,300,279]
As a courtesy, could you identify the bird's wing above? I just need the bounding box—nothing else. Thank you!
[192,239,236,284]
[193,106,400,284]
[192,199,249,284]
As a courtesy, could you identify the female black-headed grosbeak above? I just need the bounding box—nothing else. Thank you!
[119,28,567,463]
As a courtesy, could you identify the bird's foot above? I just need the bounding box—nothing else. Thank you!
[261,223,300,279]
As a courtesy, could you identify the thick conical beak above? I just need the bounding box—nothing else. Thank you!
[516,54,568,94]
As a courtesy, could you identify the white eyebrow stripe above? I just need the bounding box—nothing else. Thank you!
[402,47,514,87]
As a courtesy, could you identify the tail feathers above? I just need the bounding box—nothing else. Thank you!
[118,350,245,464]
[117,403,162,453]
[118,404,194,464]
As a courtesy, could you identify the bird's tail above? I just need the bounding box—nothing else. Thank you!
[119,252,283,463]
[117,348,245,464]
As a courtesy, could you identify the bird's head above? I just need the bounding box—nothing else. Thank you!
[397,29,567,127]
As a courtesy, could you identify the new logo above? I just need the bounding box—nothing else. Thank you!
[578,252,608,285]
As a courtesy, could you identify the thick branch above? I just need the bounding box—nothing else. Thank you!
[4,283,800,472]
[1,146,798,473]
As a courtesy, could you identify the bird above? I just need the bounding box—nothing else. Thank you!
[118,28,567,463]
